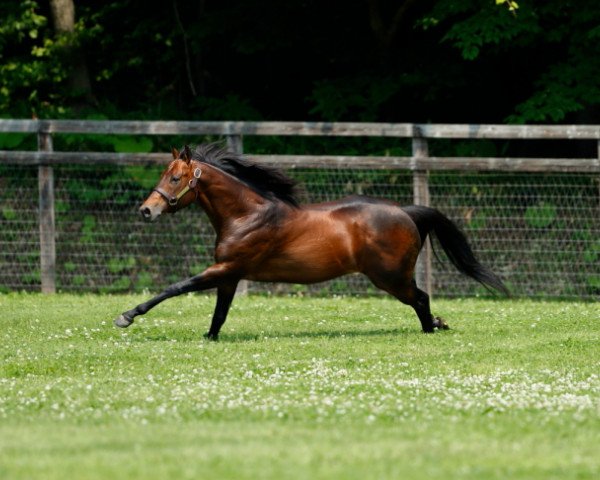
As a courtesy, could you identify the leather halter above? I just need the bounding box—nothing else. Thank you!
[153,167,202,206]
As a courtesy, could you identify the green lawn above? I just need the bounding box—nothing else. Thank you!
[0,292,598,479]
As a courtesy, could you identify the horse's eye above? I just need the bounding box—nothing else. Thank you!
[171,176,181,183]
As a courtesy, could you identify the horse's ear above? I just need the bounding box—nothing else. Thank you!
[183,145,192,163]
[171,147,179,159]
[183,145,192,164]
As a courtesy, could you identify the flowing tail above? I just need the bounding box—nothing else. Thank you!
[403,206,509,296]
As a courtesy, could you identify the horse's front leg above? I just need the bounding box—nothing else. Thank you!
[204,283,238,341]
[114,263,239,328]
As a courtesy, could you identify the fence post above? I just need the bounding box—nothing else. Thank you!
[226,134,243,155]
[37,130,56,294]
[412,133,432,296]
[226,134,249,295]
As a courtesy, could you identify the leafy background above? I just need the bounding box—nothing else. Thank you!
[1,0,599,124]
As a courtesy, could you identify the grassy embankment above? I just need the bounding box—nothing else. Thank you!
[0,293,598,479]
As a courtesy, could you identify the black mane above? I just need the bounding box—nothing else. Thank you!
[189,143,300,207]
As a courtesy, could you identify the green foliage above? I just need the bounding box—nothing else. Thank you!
[508,59,600,123]
[110,276,131,291]
[109,136,153,153]
[524,201,557,228]
[71,274,86,287]
[64,262,77,272]
[191,94,262,121]
[437,2,537,61]
[0,133,29,149]
[0,1,69,115]
[310,76,403,121]
[134,271,153,292]
[1,1,599,124]
[1,207,17,221]
[124,165,163,190]
[107,256,136,274]
[583,240,600,263]
[80,215,96,243]
[587,275,600,290]
[465,209,487,230]
[496,0,519,14]
[20,269,40,285]
[425,0,600,122]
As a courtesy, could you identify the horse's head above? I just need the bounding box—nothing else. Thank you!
[139,145,202,222]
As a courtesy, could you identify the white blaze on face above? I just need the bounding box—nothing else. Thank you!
[139,160,183,222]
[139,191,168,222]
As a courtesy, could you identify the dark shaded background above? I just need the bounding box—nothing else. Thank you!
[2,0,599,125]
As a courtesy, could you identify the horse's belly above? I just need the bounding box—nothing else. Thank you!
[246,246,357,284]
[247,266,350,284]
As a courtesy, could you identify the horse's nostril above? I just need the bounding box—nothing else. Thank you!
[140,207,152,219]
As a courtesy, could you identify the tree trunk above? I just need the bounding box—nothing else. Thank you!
[49,0,94,105]
[366,0,418,61]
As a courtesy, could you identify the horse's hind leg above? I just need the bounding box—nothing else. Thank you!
[406,281,449,332]
[368,274,448,333]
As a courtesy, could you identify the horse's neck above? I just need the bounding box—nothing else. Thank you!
[195,162,268,232]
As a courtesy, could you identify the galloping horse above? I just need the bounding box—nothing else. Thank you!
[115,144,507,339]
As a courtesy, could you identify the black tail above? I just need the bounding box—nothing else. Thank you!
[403,206,509,296]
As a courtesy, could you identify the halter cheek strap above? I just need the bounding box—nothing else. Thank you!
[153,167,202,206]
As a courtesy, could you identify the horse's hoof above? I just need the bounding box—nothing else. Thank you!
[203,332,219,342]
[433,317,450,330]
[114,314,133,328]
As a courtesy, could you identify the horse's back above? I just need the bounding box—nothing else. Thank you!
[306,195,399,211]
[306,196,418,237]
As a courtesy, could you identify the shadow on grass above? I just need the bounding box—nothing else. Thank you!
[129,325,446,344]
[228,327,434,343]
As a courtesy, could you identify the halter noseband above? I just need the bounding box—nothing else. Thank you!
[153,167,202,206]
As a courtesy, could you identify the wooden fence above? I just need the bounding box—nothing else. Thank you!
[1,119,599,295]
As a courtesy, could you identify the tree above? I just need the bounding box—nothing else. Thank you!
[366,0,419,61]
[48,0,93,106]
[0,0,94,115]
[0,1,598,123]
[420,0,600,122]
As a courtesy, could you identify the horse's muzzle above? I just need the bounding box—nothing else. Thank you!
[139,205,161,222]
[140,206,152,220]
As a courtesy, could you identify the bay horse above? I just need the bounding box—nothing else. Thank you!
[115,143,508,339]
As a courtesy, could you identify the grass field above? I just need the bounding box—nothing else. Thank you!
[0,292,598,479]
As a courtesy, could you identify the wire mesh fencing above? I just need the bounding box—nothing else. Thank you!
[1,162,598,299]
